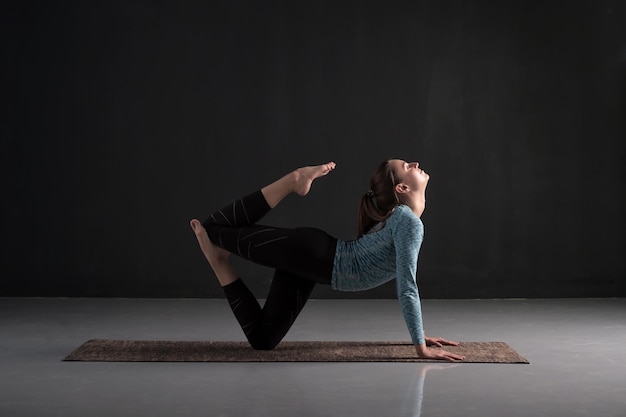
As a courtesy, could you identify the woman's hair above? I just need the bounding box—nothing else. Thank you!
[357,159,401,237]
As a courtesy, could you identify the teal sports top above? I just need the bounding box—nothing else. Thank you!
[331,204,425,345]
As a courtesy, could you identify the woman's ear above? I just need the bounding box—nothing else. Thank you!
[395,183,410,194]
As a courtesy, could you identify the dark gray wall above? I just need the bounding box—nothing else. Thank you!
[3,0,625,298]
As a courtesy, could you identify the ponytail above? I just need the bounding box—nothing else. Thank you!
[357,160,400,237]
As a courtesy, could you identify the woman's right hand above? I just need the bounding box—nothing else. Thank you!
[415,344,465,362]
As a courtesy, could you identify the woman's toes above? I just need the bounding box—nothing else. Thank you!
[190,219,202,233]
[293,162,336,196]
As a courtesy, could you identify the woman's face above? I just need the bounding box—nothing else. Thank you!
[389,159,430,192]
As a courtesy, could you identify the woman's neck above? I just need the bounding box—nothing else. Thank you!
[405,193,426,218]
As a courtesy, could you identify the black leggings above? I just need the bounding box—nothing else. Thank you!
[203,190,337,350]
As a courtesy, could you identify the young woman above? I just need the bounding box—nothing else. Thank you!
[190,160,464,361]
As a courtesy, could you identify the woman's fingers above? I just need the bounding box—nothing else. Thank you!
[447,351,465,361]
[417,344,465,361]
[440,338,460,346]
[438,349,465,362]
[426,336,461,347]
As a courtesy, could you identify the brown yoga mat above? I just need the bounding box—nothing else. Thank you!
[64,340,529,363]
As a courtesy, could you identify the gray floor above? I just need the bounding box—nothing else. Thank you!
[1,298,625,417]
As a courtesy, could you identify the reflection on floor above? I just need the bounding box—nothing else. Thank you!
[1,298,625,417]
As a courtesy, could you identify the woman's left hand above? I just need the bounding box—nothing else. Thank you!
[425,336,460,347]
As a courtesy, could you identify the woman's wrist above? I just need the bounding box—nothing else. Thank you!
[415,343,428,357]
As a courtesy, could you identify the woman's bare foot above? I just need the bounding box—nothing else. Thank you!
[261,162,336,208]
[190,219,229,265]
[292,162,336,196]
[190,219,238,286]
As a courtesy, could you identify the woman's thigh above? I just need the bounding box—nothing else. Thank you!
[205,224,336,283]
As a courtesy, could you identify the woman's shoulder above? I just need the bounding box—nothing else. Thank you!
[389,205,424,233]
[391,205,422,223]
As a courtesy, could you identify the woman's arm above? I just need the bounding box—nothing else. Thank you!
[393,211,428,346]
[393,209,464,361]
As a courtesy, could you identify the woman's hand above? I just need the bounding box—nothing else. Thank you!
[425,336,460,347]
[415,343,465,362]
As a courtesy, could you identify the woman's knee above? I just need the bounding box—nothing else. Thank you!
[248,335,280,351]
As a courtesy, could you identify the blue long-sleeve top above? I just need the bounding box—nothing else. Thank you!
[331,204,425,345]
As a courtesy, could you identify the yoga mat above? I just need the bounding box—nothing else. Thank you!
[64,340,529,363]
